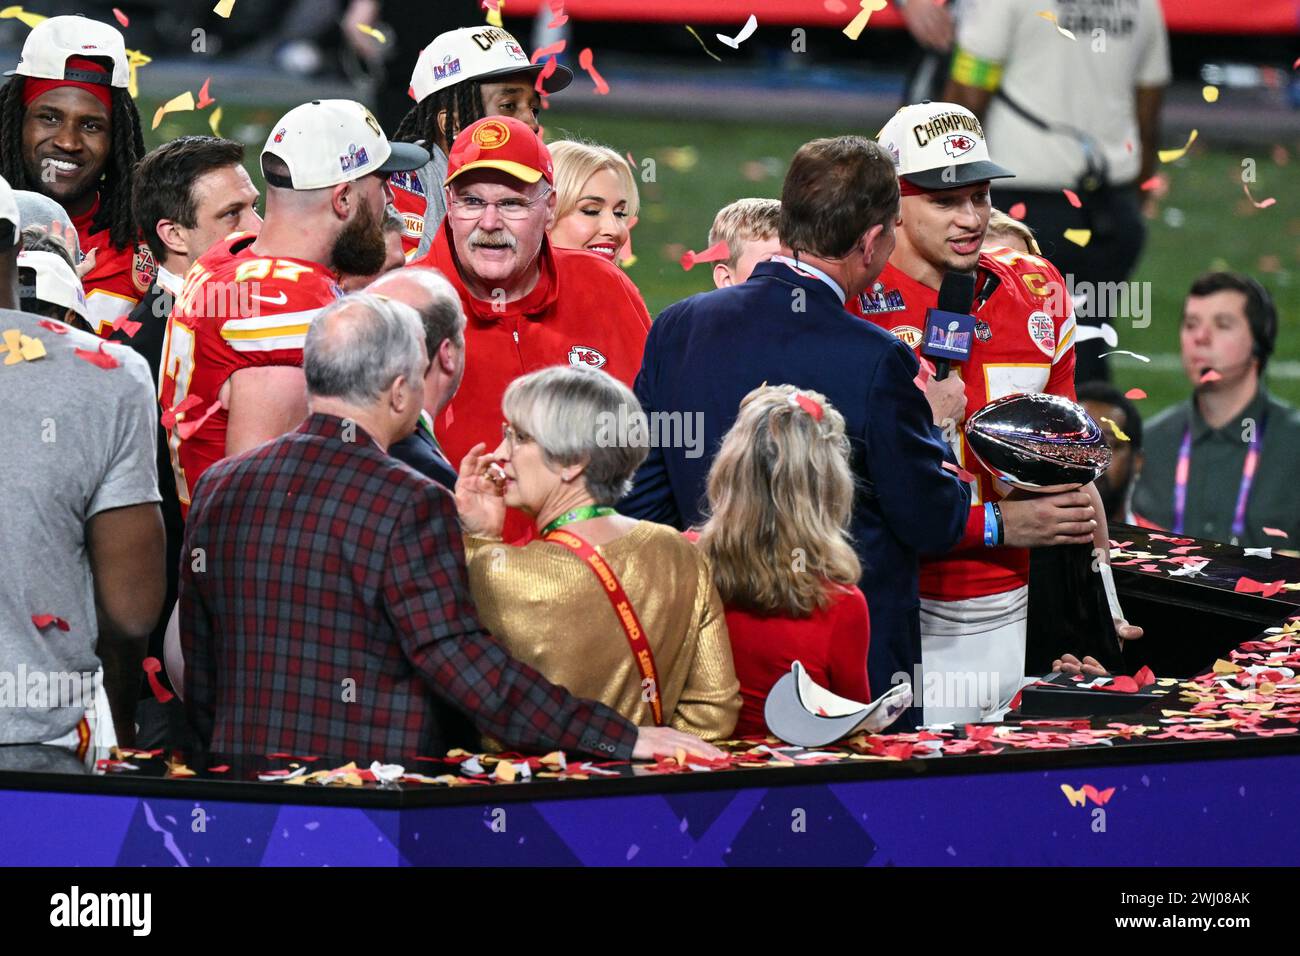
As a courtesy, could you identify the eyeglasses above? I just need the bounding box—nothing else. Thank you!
[448,187,552,221]
[502,422,533,455]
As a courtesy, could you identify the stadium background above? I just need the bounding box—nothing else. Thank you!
[4,0,1297,413]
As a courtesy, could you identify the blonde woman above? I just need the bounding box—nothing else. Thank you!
[983,208,1041,255]
[547,140,639,264]
[694,385,870,737]
[454,365,740,741]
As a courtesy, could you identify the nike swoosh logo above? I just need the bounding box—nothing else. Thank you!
[249,291,288,306]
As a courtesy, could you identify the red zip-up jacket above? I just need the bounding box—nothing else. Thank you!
[412,221,652,541]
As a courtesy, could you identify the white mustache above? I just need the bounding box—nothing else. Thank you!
[470,228,517,250]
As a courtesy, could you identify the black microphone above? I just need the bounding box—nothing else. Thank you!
[923,271,977,381]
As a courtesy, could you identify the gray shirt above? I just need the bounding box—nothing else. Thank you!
[0,309,160,743]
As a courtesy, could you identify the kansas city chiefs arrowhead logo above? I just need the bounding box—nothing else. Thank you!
[943,134,976,158]
[568,345,606,369]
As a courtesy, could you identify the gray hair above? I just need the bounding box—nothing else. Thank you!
[368,266,466,352]
[304,292,426,404]
[502,365,649,505]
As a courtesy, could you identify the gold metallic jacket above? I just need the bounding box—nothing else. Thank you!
[465,522,740,740]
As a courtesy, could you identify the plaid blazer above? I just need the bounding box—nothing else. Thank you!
[179,413,638,762]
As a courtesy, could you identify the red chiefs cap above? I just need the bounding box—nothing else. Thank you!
[444,116,554,187]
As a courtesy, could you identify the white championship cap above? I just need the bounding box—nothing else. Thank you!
[6,15,130,90]
[261,99,429,191]
[18,250,87,320]
[409,25,573,104]
[877,101,1014,191]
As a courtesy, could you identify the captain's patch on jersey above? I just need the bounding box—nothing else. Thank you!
[1027,310,1056,357]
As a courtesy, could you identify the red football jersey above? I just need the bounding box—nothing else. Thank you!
[73,198,155,336]
[848,248,1077,601]
[389,170,428,260]
[159,232,342,513]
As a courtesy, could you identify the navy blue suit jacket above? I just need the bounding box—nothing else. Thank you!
[390,420,458,490]
[621,261,970,725]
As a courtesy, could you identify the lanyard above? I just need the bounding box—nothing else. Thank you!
[540,504,616,536]
[771,255,846,304]
[1173,417,1264,543]
[544,528,664,725]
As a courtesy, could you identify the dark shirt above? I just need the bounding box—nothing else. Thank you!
[110,280,185,692]
[180,412,639,762]
[390,413,457,489]
[619,261,970,723]
[1133,386,1300,548]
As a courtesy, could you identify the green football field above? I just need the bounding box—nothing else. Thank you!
[148,102,1300,418]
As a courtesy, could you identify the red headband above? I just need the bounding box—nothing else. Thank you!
[23,57,112,111]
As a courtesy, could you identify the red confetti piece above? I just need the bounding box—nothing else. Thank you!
[577,48,610,95]
[112,7,129,27]
[1007,202,1026,220]
[1198,368,1222,384]
[142,656,174,703]
[1294,57,1300,70]
[443,403,454,428]
[1133,665,1155,688]
[32,614,70,632]
[75,343,120,369]
[1139,175,1163,192]
[1243,183,1276,209]
[1097,675,1139,693]
[208,765,230,773]
[942,460,978,484]
[1062,189,1082,208]
[37,319,68,335]
[533,56,557,94]
[1124,388,1146,399]
[160,393,203,430]
[531,40,566,65]
[176,399,224,440]
[1081,784,1115,805]
[1263,526,1288,538]
[111,313,142,339]
[824,0,847,11]
[1235,576,1287,598]
[679,239,730,270]
[548,13,569,28]
[196,77,215,110]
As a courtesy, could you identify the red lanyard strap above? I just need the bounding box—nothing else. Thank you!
[544,528,665,725]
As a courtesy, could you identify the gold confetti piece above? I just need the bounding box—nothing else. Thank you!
[19,336,45,361]
[152,91,196,130]
[843,0,888,40]
[446,748,470,757]
[125,49,151,100]
[1259,682,1277,695]
[1158,129,1198,164]
[684,25,721,62]
[673,747,686,766]
[213,0,235,17]
[0,6,47,28]
[1213,659,1243,674]
[493,760,516,783]
[1100,416,1129,442]
[1202,85,1219,103]
[355,23,386,44]
[1036,10,1076,40]
[208,105,223,138]
[1063,228,1092,247]
[485,0,504,28]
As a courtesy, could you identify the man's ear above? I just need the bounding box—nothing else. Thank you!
[155,219,189,260]
[712,263,733,289]
[544,185,558,231]
[437,337,458,374]
[331,181,352,220]
[859,222,885,266]
[388,373,410,412]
